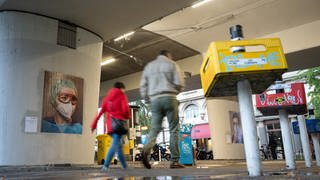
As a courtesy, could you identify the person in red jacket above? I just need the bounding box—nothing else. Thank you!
[91,82,130,171]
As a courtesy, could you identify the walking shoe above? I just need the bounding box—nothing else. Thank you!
[121,164,128,170]
[170,162,185,168]
[100,166,109,172]
[141,150,151,169]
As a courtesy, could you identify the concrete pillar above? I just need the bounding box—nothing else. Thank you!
[237,80,261,176]
[309,113,320,167]
[206,99,244,160]
[311,134,320,167]
[279,109,295,169]
[0,11,103,165]
[297,115,312,167]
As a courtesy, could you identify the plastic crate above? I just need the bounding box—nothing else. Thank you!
[200,38,287,97]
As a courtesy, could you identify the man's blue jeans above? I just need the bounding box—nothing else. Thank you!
[144,96,180,162]
[104,133,127,168]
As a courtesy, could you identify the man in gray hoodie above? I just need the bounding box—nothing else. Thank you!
[140,50,185,169]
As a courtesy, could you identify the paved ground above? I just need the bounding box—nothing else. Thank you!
[1,160,320,179]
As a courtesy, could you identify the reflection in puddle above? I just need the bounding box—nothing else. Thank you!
[263,171,320,177]
[89,176,212,180]
[306,172,313,176]
[196,166,208,168]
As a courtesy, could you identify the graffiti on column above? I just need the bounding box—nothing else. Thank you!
[256,83,307,116]
[181,134,192,154]
[257,83,306,107]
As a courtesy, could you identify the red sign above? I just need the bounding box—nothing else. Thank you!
[256,83,307,115]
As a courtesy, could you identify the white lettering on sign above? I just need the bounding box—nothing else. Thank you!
[227,57,267,66]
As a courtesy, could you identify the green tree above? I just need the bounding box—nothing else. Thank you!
[133,100,152,134]
[297,66,320,118]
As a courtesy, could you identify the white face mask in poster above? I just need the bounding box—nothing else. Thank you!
[56,102,73,120]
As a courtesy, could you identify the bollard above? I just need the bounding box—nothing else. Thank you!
[297,115,312,167]
[279,109,295,169]
[238,80,261,176]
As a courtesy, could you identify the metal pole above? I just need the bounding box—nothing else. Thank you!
[279,109,295,169]
[131,109,134,161]
[163,129,165,144]
[311,134,320,167]
[237,79,261,176]
[297,115,312,167]
[133,147,135,162]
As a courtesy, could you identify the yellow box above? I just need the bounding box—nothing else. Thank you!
[200,38,287,97]
[129,139,135,149]
[96,134,113,165]
[123,142,130,155]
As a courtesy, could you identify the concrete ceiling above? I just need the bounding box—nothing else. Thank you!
[101,0,320,82]
[1,0,320,85]
[0,0,197,41]
[102,0,320,82]
[144,0,320,53]
[0,0,200,82]
[101,28,199,81]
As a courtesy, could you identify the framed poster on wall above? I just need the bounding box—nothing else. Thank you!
[41,71,84,134]
[229,111,243,144]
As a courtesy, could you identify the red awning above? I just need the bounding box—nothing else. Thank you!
[191,123,211,139]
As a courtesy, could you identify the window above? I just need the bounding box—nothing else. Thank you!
[267,124,273,130]
[185,104,199,120]
[273,123,281,130]
[265,119,280,132]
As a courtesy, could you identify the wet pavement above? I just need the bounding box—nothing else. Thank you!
[1,160,320,179]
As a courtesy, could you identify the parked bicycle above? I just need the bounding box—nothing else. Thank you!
[259,145,272,160]
[150,144,171,161]
[135,144,144,161]
[196,148,213,160]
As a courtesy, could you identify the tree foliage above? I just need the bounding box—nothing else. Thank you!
[297,66,320,118]
[133,100,152,134]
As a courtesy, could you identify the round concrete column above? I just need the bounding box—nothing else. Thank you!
[237,80,261,176]
[311,134,320,167]
[279,109,295,169]
[0,11,102,165]
[297,115,312,168]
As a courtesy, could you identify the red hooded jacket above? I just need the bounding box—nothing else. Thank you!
[91,88,130,134]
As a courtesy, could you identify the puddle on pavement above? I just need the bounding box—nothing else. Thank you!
[86,176,212,180]
[264,171,319,177]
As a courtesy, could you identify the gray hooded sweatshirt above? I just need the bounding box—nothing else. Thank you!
[140,55,185,100]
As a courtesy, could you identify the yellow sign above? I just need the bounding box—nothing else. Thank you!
[129,139,135,149]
